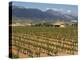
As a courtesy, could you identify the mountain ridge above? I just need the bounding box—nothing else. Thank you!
[10,5,78,22]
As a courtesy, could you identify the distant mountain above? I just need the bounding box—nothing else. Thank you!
[10,5,78,22]
[46,9,78,20]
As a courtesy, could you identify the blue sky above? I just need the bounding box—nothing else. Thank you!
[12,1,78,15]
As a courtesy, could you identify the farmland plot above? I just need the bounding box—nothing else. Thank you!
[10,26,78,58]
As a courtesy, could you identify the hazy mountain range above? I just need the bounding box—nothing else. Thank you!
[9,5,78,22]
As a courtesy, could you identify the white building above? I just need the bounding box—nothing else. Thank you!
[11,23,25,26]
[53,21,66,28]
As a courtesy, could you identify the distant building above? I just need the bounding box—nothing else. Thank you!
[53,21,66,28]
[10,23,32,26]
[10,23,25,26]
[25,23,32,26]
[71,20,78,27]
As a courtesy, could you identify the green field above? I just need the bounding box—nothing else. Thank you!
[10,26,78,58]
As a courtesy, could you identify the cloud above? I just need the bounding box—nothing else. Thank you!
[67,10,71,13]
[52,8,63,11]
[46,8,63,12]
[46,8,51,10]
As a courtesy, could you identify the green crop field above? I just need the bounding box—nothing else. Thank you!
[10,26,78,58]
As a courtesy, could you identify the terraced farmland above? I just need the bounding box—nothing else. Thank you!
[9,26,78,58]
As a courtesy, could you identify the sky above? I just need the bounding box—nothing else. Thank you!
[11,1,78,15]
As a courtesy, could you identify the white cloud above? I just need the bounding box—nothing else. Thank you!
[67,10,71,13]
[46,8,64,12]
[46,8,51,10]
[52,8,63,11]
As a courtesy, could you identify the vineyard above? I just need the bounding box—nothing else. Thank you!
[10,26,78,58]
